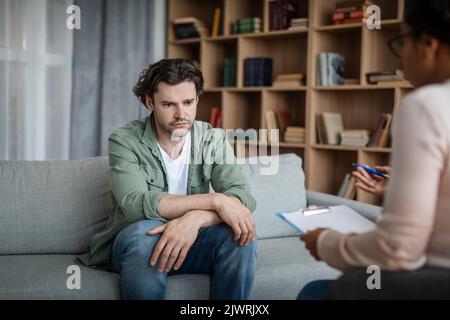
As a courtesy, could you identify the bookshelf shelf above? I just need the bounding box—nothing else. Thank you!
[315,23,363,32]
[167,0,409,206]
[313,84,412,90]
[241,29,308,39]
[313,144,392,153]
[169,38,202,45]
[234,140,306,149]
[266,86,308,92]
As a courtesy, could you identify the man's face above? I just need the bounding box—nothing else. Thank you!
[145,81,198,139]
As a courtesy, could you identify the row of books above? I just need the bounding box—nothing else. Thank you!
[269,0,301,31]
[316,112,392,148]
[233,17,261,34]
[331,0,374,25]
[244,57,273,87]
[272,73,305,88]
[316,52,345,86]
[172,17,208,40]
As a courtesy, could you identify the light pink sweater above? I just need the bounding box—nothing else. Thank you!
[318,80,450,271]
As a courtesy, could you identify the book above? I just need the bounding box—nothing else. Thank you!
[284,126,305,144]
[340,129,371,146]
[275,108,292,136]
[273,73,305,87]
[223,57,236,87]
[366,70,406,84]
[316,52,345,86]
[377,114,393,148]
[368,113,393,148]
[344,176,356,199]
[211,8,222,37]
[318,112,344,145]
[327,53,345,86]
[265,110,279,143]
[338,173,351,197]
[209,107,221,128]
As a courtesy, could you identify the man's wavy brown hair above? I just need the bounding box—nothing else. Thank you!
[133,58,204,107]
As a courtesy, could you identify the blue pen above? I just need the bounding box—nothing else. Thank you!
[352,163,390,179]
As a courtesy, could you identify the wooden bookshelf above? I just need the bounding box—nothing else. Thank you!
[167,0,414,206]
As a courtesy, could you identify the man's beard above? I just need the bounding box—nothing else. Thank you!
[155,115,192,141]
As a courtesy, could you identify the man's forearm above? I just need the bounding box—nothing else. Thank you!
[188,209,223,228]
[158,193,222,220]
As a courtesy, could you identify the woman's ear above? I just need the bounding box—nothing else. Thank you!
[422,34,440,59]
[145,96,154,112]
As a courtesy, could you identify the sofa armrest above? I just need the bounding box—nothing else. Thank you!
[305,190,382,223]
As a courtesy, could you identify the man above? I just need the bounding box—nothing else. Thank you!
[78,59,257,300]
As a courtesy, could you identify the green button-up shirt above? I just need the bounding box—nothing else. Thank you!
[77,113,256,270]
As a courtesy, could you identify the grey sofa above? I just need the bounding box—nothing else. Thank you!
[0,153,382,299]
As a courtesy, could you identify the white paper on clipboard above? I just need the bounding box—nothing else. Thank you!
[276,205,375,234]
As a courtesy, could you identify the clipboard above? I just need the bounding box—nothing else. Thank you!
[276,205,375,235]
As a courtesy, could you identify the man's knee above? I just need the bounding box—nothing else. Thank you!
[213,223,257,258]
[116,219,165,255]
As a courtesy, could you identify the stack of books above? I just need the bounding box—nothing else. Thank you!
[340,129,371,147]
[366,70,408,85]
[273,73,305,88]
[173,17,208,40]
[223,57,236,87]
[367,113,393,148]
[233,17,261,34]
[337,173,356,199]
[284,127,305,144]
[269,0,299,31]
[288,18,308,31]
[209,107,223,128]
[316,112,344,145]
[331,0,374,25]
[244,57,273,87]
[316,52,345,86]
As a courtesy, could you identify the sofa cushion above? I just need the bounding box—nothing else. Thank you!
[0,157,111,255]
[0,255,120,299]
[0,237,340,300]
[239,154,307,239]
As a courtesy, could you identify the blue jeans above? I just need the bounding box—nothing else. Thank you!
[297,280,334,300]
[111,219,257,300]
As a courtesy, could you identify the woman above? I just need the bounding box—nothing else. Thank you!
[299,0,450,299]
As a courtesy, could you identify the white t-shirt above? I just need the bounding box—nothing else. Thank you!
[157,133,191,195]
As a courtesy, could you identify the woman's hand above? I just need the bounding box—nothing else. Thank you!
[300,228,328,261]
[352,165,391,196]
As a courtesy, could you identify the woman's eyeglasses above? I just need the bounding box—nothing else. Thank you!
[387,32,413,58]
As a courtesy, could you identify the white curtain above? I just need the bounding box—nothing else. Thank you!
[0,0,74,160]
[1,0,166,160]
